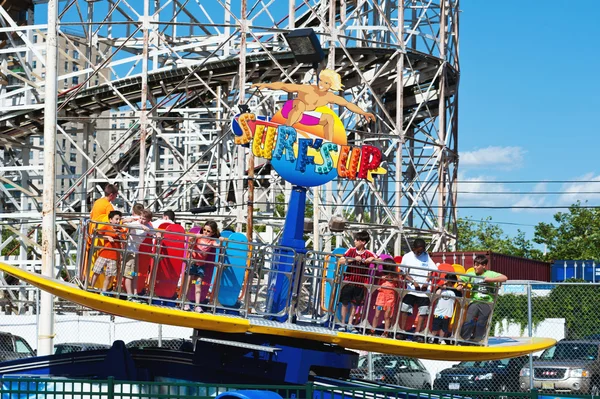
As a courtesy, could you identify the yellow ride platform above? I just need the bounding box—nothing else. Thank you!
[0,262,556,361]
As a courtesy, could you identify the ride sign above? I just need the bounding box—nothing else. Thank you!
[232,69,386,187]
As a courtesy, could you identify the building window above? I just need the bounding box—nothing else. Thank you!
[96,55,101,63]
[41,72,45,78]
[110,134,116,142]
[32,61,36,69]
[168,159,174,165]
[70,166,76,174]
[73,51,79,60]
[33,35,37,43]
[70,153,77,162]
[93,143,97,152]
[65,49,68,55]
[70,143,75,150]
[72,76,79,84]
[73,65,78,72]
[39,137,44,145]
[119,123,125,129]
[62,139,66,148]
[29,151,33,159]
[159,160,164,167]
[64,61,68,71]
[111,124,117,129]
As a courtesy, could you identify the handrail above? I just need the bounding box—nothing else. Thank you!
[78,220,501,346]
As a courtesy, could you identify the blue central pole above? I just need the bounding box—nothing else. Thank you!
[266,186,308,319]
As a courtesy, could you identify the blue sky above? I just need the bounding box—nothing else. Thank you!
[456,0,600,239]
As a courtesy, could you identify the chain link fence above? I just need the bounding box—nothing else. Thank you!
[353,282,600,396]
[1,280,599,396]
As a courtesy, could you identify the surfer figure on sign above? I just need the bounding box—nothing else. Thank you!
[252,69,375,141]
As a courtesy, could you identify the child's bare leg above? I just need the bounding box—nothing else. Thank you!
[372,309,382,331]
[384,308,392,332]
[90,273,99,288]
[194,279,202,305]
[132,275,138,295]
[340,304,349,327]
[124,278,133,295]
[101,276,111,292]
[347,304,356,327]
[399,312,409,331]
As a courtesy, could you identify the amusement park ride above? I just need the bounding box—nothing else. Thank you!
[0,63,554,388]
[0,0,555,390]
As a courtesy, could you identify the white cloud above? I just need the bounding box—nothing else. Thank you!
[461,146,526,169]
[557,173,600,206]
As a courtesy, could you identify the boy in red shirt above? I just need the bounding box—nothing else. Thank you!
[90,211,124,292]
[338,230,376,332]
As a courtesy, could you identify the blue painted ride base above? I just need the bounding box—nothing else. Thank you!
[267,186,309,319]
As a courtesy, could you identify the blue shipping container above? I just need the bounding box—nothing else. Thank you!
[551,260,599,282]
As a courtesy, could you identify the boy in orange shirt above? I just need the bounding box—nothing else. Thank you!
[90,211,125,292]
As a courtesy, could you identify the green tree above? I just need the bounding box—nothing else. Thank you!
[534,202,600,260]
[456,217,543,260]
[1,228,19,256]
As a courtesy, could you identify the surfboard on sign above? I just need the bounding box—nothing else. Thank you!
[216,232,249,309]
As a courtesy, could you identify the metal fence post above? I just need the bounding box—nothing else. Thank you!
[306,381,314,399]
[527,282,534,390]
[367,351,373,380]
[530,388,539,399]
[107,376,114,399]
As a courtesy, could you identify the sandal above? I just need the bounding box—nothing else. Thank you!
[194,306,203,313]
[183,304,191,311]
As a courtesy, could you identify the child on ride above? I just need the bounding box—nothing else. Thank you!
[371,260,402,338]
[431,274,462,344]
[186,221,220,312]
[338,230,376,332]
[90,211,125,293]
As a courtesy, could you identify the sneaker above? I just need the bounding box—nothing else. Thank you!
[347,327,359,334]
[337,325,347,332]
[439,340,447,345]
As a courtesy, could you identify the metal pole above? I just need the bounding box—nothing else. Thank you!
[241,0,252,240]
[527,282,534,390]
[39,0,58,356]
[436,0,447,251]
[395,0,405,254]
[138,0,150,202]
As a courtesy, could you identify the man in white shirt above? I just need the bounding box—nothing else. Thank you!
[398,238,437,341]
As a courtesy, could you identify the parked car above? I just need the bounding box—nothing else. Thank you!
[519,340,600,395]
[0,332,35,362]
[434,356,529,393]
[350,354,431,389]
[126,338,193,352]
[54,342,111,355]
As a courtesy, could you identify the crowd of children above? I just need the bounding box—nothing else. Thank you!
[86,185,506,344]
[87,191,223,307]
[337,231,507,345]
